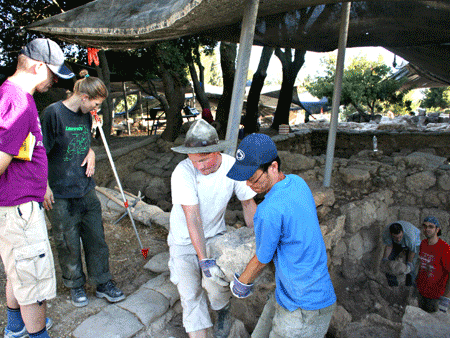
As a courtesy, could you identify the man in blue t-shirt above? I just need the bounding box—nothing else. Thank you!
[226,133,336,338]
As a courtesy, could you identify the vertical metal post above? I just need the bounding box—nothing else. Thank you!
[323,2,351,187]
[224,0,260,156]
[122,82,131,135]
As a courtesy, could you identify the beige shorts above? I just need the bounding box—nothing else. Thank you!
[0,201,56,305]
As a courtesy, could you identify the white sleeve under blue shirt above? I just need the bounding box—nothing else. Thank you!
[382,220,421,254]
[254,174,336,311]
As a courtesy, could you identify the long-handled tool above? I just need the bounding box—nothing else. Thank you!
[113,191,142,225]
[91,110,149,259]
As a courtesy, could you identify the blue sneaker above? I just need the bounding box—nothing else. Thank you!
[4,317,53,338]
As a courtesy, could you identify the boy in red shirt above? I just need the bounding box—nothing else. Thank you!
[416,216,450,313]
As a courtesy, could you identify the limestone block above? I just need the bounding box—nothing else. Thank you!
[328,305,352,337]
[338,313,401,338]
[144,251,169,273]
[406,152,447,171]
[278,150,316,172]
[141,273,180,307]
[347,233,364,261]
[361,228,378,254]
[117,288,170,326]
[322,215,346,250]
[146,309,176,336]
[332,240,347,259]
[398,207,421,226]
[340,190,392,234]
[400,305,450,338]
[405,171,436,192]
[73,305,143,338]
[339,167,371,185]
[437,172,450,190]
[308,181,336,207]
[208,227,257,282]
[144,177,170,201]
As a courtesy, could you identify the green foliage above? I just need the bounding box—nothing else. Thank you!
[201,51,222,86]
[421,87,450,109]
[305,53,407,115]
[0,1,91,67]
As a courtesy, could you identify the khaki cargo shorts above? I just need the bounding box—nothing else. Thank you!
[0,201,56,305]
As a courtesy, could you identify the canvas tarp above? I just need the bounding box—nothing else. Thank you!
[27,0,450,85]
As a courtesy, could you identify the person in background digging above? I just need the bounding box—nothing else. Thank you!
[41,70,125,308]
[416,216,450,313]
[381,221,421,287]
[0,38,74,338]
[169,119,257,338]
[226,133,336,338]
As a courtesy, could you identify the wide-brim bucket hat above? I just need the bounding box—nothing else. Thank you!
[171,119,227,154]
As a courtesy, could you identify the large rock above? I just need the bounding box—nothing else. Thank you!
[339,166,371,185]
[341,191,393,234]
[338,313,401,338]
[328,305,352,337]
[278,150,316,172]
[209,227,257,282]
[405,171,436,192]
[400,305,450,338]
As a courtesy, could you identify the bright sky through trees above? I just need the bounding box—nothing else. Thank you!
[248,46,407,84]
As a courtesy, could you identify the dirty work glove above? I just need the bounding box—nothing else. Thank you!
[199,259,228,287]
[439,296,450,312]
[230,273,254,299]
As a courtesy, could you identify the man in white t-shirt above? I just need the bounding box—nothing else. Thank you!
[169,119,257,338]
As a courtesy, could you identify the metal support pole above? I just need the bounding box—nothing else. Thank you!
[323,2,351,187]
[224,0,260,156]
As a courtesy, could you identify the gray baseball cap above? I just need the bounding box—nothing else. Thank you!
[171,119,227,154]
[21,38,74,79]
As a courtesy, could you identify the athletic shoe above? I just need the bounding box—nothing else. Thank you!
[4,317,53,338]
[70,286,89,307]
[95,280,125,303]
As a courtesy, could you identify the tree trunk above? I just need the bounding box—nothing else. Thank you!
[157,67,184,142]
[188,60,210,111]
[96,50,113,140]
[216,42,237,138]
[243,46,274,135]
[271,48,306,130]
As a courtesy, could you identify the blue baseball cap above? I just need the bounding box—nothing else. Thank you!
[227,133,278,181]
[423,216,440,228]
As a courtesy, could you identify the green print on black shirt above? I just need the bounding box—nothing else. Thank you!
[64,125,90,161]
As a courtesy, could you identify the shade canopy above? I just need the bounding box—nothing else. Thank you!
[27,1,450,85]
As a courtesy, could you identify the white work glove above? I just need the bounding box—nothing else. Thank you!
[199,259,229,287]
[230,273,254,299]
[439,296,450,313]
[406,262,414,275]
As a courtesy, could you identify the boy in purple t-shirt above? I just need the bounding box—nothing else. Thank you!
[0,38,73,338]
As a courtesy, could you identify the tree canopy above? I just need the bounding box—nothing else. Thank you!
[305,54,407,116]
[421,87,450,110]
